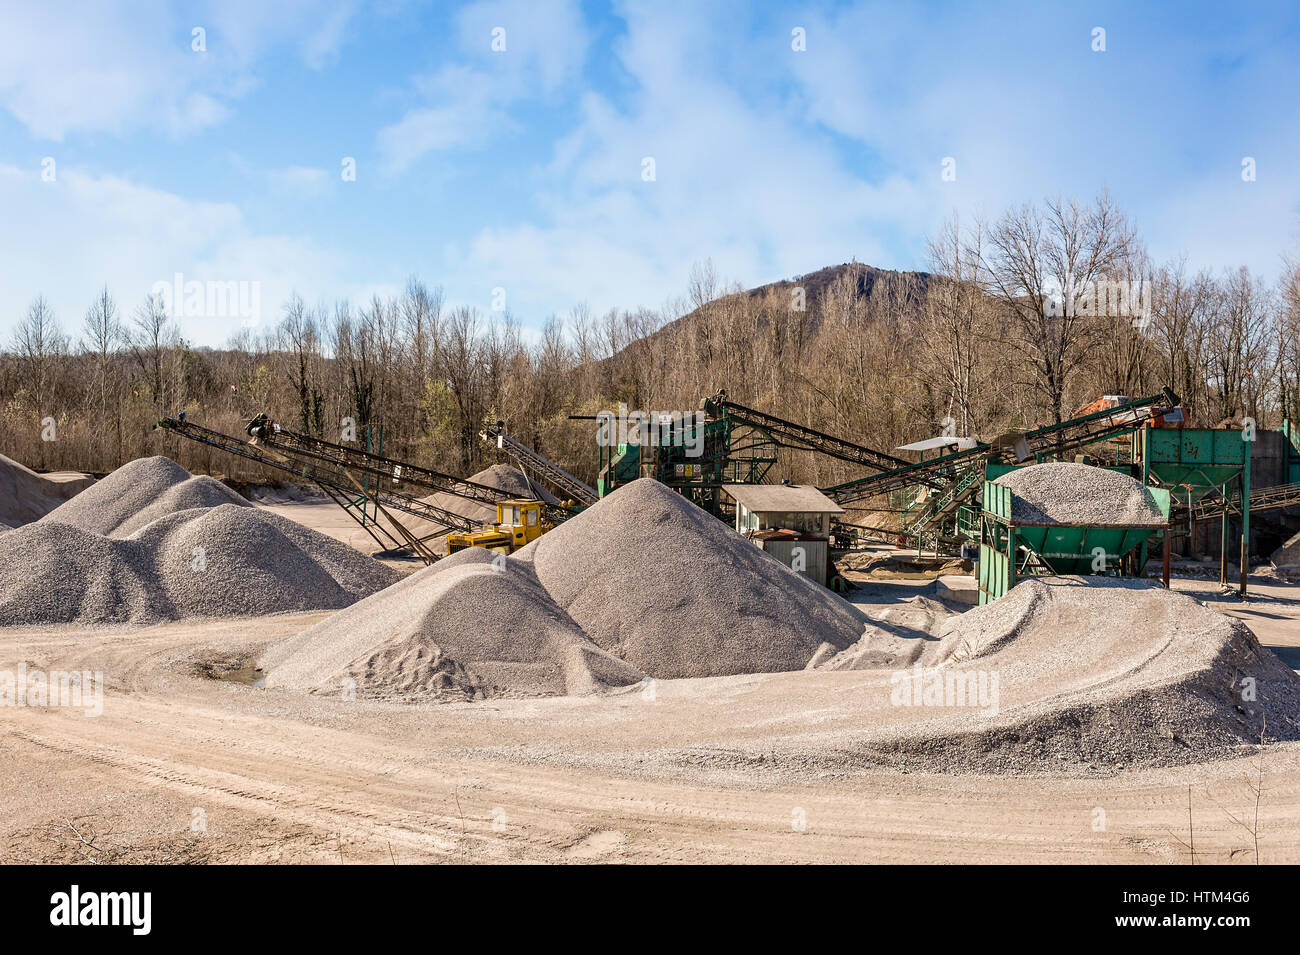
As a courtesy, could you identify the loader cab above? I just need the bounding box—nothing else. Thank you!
[446,498,549,555]
[497,500,541,528]
[497,499,545,547]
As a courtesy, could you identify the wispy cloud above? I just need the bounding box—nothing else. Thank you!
[376,0,588,172]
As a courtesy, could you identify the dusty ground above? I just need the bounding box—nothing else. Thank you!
[3,503,1298,865]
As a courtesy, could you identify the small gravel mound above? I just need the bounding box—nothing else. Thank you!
[516,478,868,678]
[1,472,401,625]
[133,505,356,617]
[994,462,1165,525]
[0,452,94,526]
[263,547,644,701]
[0,522,168,625]
[110,475,250,537]
[849,578,1300,774]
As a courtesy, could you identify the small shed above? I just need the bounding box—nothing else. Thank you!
[721,484,844,586]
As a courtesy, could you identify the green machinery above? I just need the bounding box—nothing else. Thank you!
[829,389,1182,552]
[1137,426,1251,596]
[977,469,1173,605]
[594,392,909,516]
[595,407,774,516]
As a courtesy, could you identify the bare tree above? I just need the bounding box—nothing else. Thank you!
[127,292,177,408]
[982,190,1136,423]
[11,296,68,416]
[925,215,993,435]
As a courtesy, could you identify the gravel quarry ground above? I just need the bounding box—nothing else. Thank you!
[4,474,1300,863]
[3,577,1300,864]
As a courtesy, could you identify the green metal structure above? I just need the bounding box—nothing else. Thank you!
[977,474,1172,605]
[1136,427,1251,596]
[596,409,776,516]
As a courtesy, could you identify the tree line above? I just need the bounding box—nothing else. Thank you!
[3,189,1297,490]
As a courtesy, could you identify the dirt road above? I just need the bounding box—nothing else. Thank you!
[3,607,1298,864]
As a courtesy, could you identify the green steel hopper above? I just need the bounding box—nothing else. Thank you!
[977,478,1172,605]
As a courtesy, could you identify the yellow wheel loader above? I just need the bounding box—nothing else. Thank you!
[446,499,551,555]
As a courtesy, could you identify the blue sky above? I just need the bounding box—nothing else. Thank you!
[1,0,1298,346]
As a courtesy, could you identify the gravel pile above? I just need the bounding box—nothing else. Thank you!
[0,521,167,625]
[816,596,957,670]
[993,462,1165,525]
[1,457,400,626]
[263,547,644,701]
[516,478,868,678]
[0,452,95,526]
[38,455,249,537]
[420,463,561,528]
[1271,530,1300,573]
[842,578,1300,773]
[267,477,868,698]
[133,505,398,617]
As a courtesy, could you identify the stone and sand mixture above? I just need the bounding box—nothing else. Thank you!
[0,454,1297,779]
[993,461,1166,525]
[0,456,399,626]
[265,478,869,700]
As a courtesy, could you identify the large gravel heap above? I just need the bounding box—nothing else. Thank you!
[0,453,95,526]
[516,478,867,678]
[830,577,1300,773]
[0,457,400,626]
[993,462,1165,525]
[263,547,645,701]
[266,477,868,698]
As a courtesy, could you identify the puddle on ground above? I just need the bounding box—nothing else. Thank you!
[192,653,266,688]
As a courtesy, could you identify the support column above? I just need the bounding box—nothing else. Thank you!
[1219,499,1227,587]
[1163,529,1171,588]
[1240,451,1251,600]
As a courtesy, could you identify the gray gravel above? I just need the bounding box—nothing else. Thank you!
[817,596,957,670]
[38,455,249,537]
[994,462,1165,525]
[0,452,94,526]
[821,577,1300,774]
[263,546,644,701]
[267,476,871,698]
[515,478,869,678]
[421,463,560,527]
[1,457,399,626]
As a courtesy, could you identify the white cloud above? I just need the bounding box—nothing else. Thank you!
[0,164,348,346]
[377,0,588,172]
[439,2,931,318]
[0,0,358,140]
